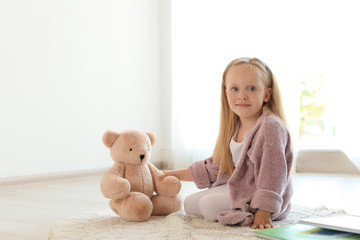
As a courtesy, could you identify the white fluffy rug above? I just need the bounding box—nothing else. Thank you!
[48,205,346,240]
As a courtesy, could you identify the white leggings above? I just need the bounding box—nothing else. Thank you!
[184,184,231,221]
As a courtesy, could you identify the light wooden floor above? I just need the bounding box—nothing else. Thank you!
[0,173,359,240]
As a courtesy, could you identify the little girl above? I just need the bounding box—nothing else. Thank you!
[161,57,293,229]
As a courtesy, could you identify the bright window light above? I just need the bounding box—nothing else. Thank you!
[171,0,360,169]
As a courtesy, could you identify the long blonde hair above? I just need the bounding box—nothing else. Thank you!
[213,57,287,176]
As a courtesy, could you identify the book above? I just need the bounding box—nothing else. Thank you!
[299,215,360,234]
[253,224,360,240]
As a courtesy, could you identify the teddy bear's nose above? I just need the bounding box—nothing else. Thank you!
[140,154,145,161]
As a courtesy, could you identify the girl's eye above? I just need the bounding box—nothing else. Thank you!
[130,148,133,152]
[231,87,238,91]
[248,86,256,91]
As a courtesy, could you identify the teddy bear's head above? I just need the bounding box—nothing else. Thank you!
[102,129,156,165]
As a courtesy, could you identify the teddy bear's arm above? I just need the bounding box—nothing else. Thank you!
[147,162,181,197]
[100,163,130,200]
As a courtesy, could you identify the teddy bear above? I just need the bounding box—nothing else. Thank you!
[100,129,182,222]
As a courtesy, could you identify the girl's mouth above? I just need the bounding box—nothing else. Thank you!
[236,103,250,107]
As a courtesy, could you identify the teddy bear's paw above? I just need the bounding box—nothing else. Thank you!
[100,171,131,199]
[101,186,130,200]
[155,176,181,197]
[111,192,153,221]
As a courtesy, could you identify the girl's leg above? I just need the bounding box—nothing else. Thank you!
[198,191,231,221]
[184,184,231,221]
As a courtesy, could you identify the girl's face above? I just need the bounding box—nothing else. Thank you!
[225,64,272,124]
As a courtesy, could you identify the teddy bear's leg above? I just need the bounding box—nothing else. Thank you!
[151,194,182,215]
[109,192,153,221]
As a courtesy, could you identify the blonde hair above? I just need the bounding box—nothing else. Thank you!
[213,57,287,176]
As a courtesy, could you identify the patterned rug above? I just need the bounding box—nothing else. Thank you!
[48,205,346,240]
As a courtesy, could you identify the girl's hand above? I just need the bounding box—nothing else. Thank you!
[251,209,274,229]
[159,170,172,181]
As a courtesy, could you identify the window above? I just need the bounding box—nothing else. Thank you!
[299,73,336,149]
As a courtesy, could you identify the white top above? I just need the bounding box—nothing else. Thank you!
[230,135,244,166]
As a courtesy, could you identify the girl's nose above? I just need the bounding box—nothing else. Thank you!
[238,89,248,100]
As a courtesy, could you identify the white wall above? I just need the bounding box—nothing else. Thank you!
[0,0,166,178]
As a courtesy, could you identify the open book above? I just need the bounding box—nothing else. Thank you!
[253,224,360,240]
[299,215,360,234]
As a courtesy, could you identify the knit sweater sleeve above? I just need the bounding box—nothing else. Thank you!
[188,157,219,189]
[249,117,293,214]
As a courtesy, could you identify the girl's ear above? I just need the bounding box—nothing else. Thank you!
[264,87,272,103]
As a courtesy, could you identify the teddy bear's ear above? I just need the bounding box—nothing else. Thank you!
[146,131,156,147]
[102,130,120,148]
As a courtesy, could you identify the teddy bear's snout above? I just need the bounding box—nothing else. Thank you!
[140,154,145,161]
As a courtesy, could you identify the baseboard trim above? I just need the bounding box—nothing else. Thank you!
[0,168,107,186]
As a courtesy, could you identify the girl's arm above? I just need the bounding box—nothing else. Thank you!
[159,168,193,182]
[250,118,292,216]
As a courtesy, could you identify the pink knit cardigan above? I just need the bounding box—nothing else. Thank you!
[188,110,293,226]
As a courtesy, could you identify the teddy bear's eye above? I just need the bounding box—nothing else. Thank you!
[130,148,133,152]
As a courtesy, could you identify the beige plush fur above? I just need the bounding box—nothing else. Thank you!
[100,129,182,222]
